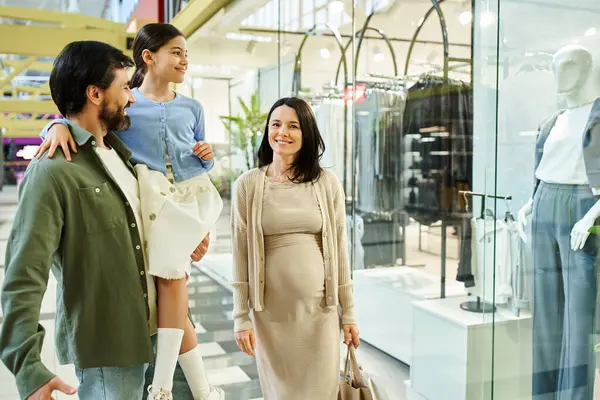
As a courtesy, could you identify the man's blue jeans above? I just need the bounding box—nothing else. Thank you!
[75,335,194,399]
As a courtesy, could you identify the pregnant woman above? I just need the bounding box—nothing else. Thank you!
[231,97,360,399]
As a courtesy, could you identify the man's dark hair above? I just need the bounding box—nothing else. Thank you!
[257,97,325,183]
[49,41,134,116]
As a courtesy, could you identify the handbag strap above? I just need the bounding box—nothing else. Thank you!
[343,344,367,387]
[343,343,352,381]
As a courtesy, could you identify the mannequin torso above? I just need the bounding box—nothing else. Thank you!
[534,103,593,185]
[518,45,600,249]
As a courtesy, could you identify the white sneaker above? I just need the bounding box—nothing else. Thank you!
[147,385,173,400]
[202,385,225,400]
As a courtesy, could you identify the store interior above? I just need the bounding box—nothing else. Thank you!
[176,1,600,399]
[181,0,473,273]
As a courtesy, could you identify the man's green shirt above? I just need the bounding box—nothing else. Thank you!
[0,123,154,399]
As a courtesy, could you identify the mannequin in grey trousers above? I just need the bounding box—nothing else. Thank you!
[518,44,600,400]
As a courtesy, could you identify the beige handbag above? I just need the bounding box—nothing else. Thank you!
[339,344,373,400]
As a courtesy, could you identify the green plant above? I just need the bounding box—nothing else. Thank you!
[210,167,242,200]
[220,91,269,170]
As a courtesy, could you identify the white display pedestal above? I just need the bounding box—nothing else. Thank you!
[409,297,532,400]
[353,267,466,365]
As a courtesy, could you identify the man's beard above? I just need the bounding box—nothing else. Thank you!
[99,101,131,131]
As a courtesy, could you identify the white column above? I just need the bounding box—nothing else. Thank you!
[67,0,80,13]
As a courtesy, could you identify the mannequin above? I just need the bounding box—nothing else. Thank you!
[517,44,600,400]
[518,45,600,246]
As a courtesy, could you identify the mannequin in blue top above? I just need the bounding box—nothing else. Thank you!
[36,23,224,400]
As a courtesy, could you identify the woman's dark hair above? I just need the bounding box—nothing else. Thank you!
[257,97,325,183]
[50,41,133,116]
[130,23,183,88]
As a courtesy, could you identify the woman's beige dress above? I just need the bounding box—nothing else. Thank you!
[253,177,340,400]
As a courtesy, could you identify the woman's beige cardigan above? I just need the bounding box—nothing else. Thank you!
[231,166,357,332]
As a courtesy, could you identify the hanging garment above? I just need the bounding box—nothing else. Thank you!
[353,90,406,267]
[509,220,532,311]
[314,101,347,184]
[457,214,475,287]
[402,77,473,225]
[458,211,531,306]
[469,216,514,305]
[346,214,365,271]
[354,90,406,214]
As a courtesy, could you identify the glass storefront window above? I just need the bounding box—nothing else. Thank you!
[474,1,600,399]
[188,0,600,397]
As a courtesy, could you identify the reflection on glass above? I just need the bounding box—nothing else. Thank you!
[474,1,600,399]
[189,0,600,398]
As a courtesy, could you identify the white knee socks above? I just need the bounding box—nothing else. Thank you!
[152,328,185,392]
[178,345,211,398]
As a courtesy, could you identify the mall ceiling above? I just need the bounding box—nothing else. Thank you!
[184,0,473,79]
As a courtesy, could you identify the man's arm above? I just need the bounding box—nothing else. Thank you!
[0,163,65,399]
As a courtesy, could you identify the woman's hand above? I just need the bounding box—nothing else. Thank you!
[343,324,360,348]
[35,124,77,161]
[235,328,256,357]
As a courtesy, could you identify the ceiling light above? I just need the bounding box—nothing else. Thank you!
[320,47,331,59]
[16,145,39,160]
[480,11,496,28]
[459,11,472,25]
[585,27,597,36]
[329,1,344,14]
[225,32,272,42]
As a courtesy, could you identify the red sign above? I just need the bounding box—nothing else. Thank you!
[343,83,367,105]
[130,0,161,23]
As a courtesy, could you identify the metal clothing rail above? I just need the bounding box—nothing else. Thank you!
[403,0,474,83]
[401,0,474,302]
[333,26,399,86]
[459,190,512,217]
[290,22,351,194]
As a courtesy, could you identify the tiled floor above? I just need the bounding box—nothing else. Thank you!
[185,272,263,399]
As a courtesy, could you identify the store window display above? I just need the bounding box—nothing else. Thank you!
[517,44,600,400]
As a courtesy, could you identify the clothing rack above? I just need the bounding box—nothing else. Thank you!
[301,86,345,105]
[290,23,351,198]
[352,83,407,267]
[458,191,512,313]
[395,0,473,301]
[403,0,473,83]
[348,79,405,95]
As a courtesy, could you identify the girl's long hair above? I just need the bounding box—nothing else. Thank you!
[130,23,183,88]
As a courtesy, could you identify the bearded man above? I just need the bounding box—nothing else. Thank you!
[0,41,204,400]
